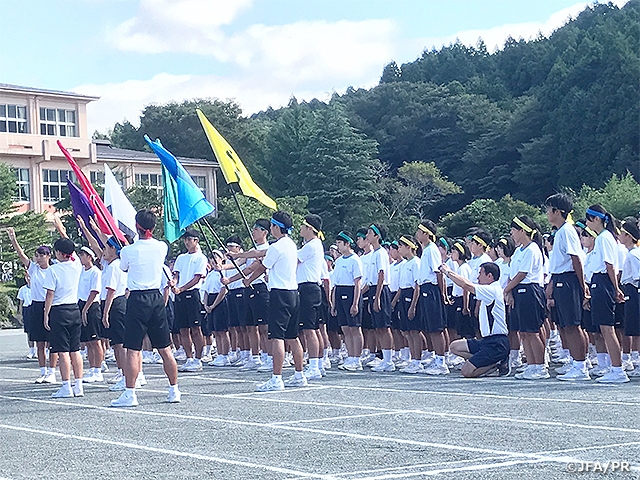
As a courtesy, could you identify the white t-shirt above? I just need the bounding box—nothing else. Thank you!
[417,242,441,285]
[468,253,492,283]
[584,250,597,284]
[475,281,508,337]
[42,257,82,306]
[262,236,298,290]
[452,263,473,297]
[226,263,245,290]
[246,242,269,285]
[369,247,390,287]
[398,256,420,289]
[17,285,32,307]
[549,222,583,274]
[28,262,48,302]
[173,250,208,290]
[332,254,363,286]
[510,242,544,286]
[389,259,405,292]
[78,265,101,303]
[591,230,619,275]
[119,238,168,291]
[101,258,128,300]
[202,269,225,295]
[360,250,375,287]
[621,247,640,287]
[297,237,324,284]
[494,258,510,289]
[444,257,455,287]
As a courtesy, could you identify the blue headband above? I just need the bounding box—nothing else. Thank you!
[438,237,449,250]
[271,217,292,233]
[586,208,606,220]
[369,224,381,238]
[337,231,354,245]
[106,237,122,255]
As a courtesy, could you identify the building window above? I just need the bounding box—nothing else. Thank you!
[193,175,207,198]
[42,169,75,202]
[0,104,28,134]
[14,168,30,201]
[92,169,124,188]
[39,108,77,137]
[135,173,163,197]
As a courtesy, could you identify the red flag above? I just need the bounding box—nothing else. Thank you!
[57,140,127,245]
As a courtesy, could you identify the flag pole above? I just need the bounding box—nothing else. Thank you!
[229,184,258,249]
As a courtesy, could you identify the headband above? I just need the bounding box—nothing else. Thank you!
[253,223,268,231]
[303,220,325,241]
[575,221,587,230]
[472,234,488,248]
[399,236,417,250]
[586,208,607,220]
[136,222,153,239]
[622,226,640,242]
[80,246,96,260]
[324,254,334,262]
[106,236,122,255]
[584,227,598,238]
[369,224,381,238]
[337,231,354,245]
[226,242,241,248]
[498,238,508,246]
[453,242,465,255]
[512,216,533,233]
[356,231,367,239]
[438,237,449,250]
[418,224,435,238]
[271,217,292,234]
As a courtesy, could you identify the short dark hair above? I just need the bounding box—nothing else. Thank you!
[369,223,386,240]
[480,262,500,282]
[225,234,242,246]
[254,218,270,231]
[495,236,515,258]
[135,209,156,231]
[272,211,293,234]
[545,193,574,218]
[305,214,323,233]
[182,228,200,240]
[470,230,492,249]
[622,219,640,241]
[54,238,75,255]
[419,219,437,238]
[451,240,470,261]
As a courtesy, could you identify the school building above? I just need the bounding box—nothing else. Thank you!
[0,83,219,217]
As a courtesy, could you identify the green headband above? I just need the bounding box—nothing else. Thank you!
[369,224,381,238]
[337,231,355,244]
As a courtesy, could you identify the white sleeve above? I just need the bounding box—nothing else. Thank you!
[474,284,495,305]
[262,245,279,270]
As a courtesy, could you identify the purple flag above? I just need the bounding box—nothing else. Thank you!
[68,179,104,248]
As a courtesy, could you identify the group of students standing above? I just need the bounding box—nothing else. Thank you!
[13,192,640,399]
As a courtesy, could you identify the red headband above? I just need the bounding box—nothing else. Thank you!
[136,223,153,239]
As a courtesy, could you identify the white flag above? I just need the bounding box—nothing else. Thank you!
[104,164,137,240]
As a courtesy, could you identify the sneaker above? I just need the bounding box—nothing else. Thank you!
[596,370,630,384]
[284,374,308,387]
[257,358,274,373]
[111,391,138,407]
[555,363,573,375]
[589,365,610,377]
[231,356,248,367]
[82,371,97,383]
[303,367,323,380]
[43,372,57,384]
[256,377,285,392]
[514,365,534,379]
[108,372,124,384]
[201,354,213,364]
[239,357,263,372]
[319,365,327,377]
[342,359,363,372]
[519,366,550,380]
[178,358,194,372]
[26,351,36,360]
[152,352,163,364]
[281,357,292,368]
[182,359,203,372]
[400,362,424,374]
[52,384,74,398]
[209,355,230,367]
[166,387,181,403]
[516,363,529,373]
[421,351,435,366]
[361,354,378,367]
[35,374,46,384]
[627,365,640,377]
[631,352,640,367]
[174,346,187,361]
[556,366,591,381]
[72,382,84,397]
[101,361,109,373]
[423,362,450,375]
[142,351,154,364]
[109,377,126,392]
[371,361,396,372]
[137,372,148,386]
[92,371,104,382]
[323,358,332,370]
[552,353,571,365]
[622,358,634,372]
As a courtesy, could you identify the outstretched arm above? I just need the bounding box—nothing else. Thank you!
[439,264,476,296]
[4,227,30,269]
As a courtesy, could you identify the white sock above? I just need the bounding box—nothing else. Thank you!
[46,367,55,376]
[294,370,304,380]
[611,366,623,374]
[261,352,268,362]
[622,353,630,362]
[40,366,46,375]
[309,358,319,369]
[573,360,586,371]
[323,348,330,360]
[401,347,411,360]
[272,374,282,382]
[62,380,71,388]
[74,379,82,389]
[169,384,179,392]
[125,387,135,396]
[605,354,612,367]
[382,349,392,363]
[597,353,606,366]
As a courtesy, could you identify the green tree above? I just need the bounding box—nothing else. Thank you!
[572,173,640,221]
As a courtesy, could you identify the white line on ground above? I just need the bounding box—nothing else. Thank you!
[267,410,421,426]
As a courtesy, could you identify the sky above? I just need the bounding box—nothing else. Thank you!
[0,0,627,134]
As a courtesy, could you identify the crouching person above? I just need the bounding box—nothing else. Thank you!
[439,262,509,377]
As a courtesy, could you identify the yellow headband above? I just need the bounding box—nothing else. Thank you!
[512,216,533,233]
[472,234,488,248]
[399,236,417,250]
[303,220,325,241]
[585,227,598,238]
[453,242,465,255]
[418,224,434,238]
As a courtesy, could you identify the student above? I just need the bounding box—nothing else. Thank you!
[389,242,407,364]
[43,238,83,398]
[545,194,590,381]
[243,211,306,392]
[6,228,57,383]
[413,220,449,375]
[331,231,364,371]
[356,228,376,366]
[111,210,180,407]
[172,229,208,372]
[222,235,247,366]
[442,262,509,377]
[204,251,231,367]
[505,216,548,380]
[619,219,640,377]
[450,241,473,342]
[585,205,627,383]
[466,230,493,337]
[494,237,521,371]
[17,270,35,359]
[77,246,104,383]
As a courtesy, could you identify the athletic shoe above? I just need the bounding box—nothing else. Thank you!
[585,357,593,370]
[421,351,435,366]
[52,384,74,398]
[284,374,308,387]
[631,351,640,367]
[555,363,573,375]
[323,358,332,370]
[109,377,126,391]
[200,354,213,364]
[43,372,57,384]
[257,358,274,373]
[166,387,181,403]
[422,362,450,375]
[400,362,424,374]
[514,365,533,379]
[111,391,138,407]
[92,371,104,382]
[35,374,46,384]
[142,351,155,364]
[622,358,634,372]
[303,367,323,380]
[82,371,97,383]
[329,353,342,365]
[552,353,571,365]
[337,358,350,370]
[627,365,640,377]
[137,372,148,386]
[72,382,84,397]
[182,359,203,372]
[556,366,591,381]
[230,356,248,367]
[362,354,379,367]
[342,359,363,372]
[596,370,630,384]
[108,372,124,384]
[519,366,550,380]
[516,363,529,373]
[371,361,396,372]
[101,361,109,373]
[256,377,285,392]
[178,358,194,372]
[26,351,36,360]
[239,357,263,372]
[210,355,230,367]
[589,365,610,377]
[319,365,327,377]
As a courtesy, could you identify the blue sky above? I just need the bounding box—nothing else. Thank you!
[0,0,625,133]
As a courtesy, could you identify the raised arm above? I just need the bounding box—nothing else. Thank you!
[52,214,69,239]
[5,227,30,269]
[77,216,103,259]
[439,263,476,296]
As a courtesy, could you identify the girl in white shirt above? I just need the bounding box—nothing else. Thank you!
[618,219,640,377]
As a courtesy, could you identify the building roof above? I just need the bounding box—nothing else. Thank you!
[95,141,218,168]
[0,83,99,102]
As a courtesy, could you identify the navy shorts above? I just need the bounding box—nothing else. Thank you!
[390,291,402,330]
[268,289,299,340]
[467,334,509,368]
[104,296,126,345]
[512,283,546,333]
[245,283,269,326]
[551,272,583,328]
[29,301,48,343]
[166,300,179,334]
[226,288,246,328]
[22,304,31,334]
[418,283,445,333]
[614,302,625,329]
[398,288,417,332]
[175,290,204,329]
[335,285,362,328]
[298,282,322,331]
[319,287,330,325]
[209,297,229,333]
[370,285,392,329]
[79,300,102,343]
[123,290,171,351]
[361,294,372,330]
[623,283,640,336]
[590,273,616,327]
[49,304,82,353]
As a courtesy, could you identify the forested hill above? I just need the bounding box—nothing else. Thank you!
[107,1,639,235]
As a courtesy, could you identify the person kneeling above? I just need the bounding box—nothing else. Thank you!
[440,262,509,378]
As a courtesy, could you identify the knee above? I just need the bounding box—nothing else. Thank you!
[450,339,467,357]
[460,361,476,378]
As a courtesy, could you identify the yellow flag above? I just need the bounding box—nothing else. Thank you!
[196,109,277,210]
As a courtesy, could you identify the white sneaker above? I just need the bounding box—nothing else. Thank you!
[182,359,203,372]
[596,369,630,384]
[303,367,323,380]
[109,377,126,391]
[111,391,138,407]
[43,372,57,384]
[92,371,104,382]
[361,354,378,367]
[35,374,46,384]
[174,346,187,361]
[108,372,123,384]
[519,366,550,380]
[555,363,573,375]
[239,357,263,372]
[552,353,571,365]
[323,358,332,370]
[631,352,640,367]
[421,351,435,366]
[142,351,154,364]
[342,359,363,372]
[589,365,610,377]
[136,372,148,387]
[200,354,213,363]
[72,382,84,397]
[371,361,396,372]
[400,362,424,374]
[284,374,308,387]
[622,358,634,372]
[166,387,181,403]
[627,365,640,377]
[319,366,327,377]
[257,358,274,372]
[52,384,74,398]
[210,355,230,367]
[256,377,285,392]
[101,361,109,373]
[556,366,591,381]
[82,371,97,383]
[423,362,450,375]
[26,351,36,360]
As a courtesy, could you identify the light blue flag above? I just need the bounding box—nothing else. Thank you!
[144,135,215,230]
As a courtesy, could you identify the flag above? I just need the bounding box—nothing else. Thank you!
[144,135,215,230]
[161,163,184,243]
[57,141,127,244]
[104,164,137,240]
[67,179,104,248]
[196,109,277,210]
